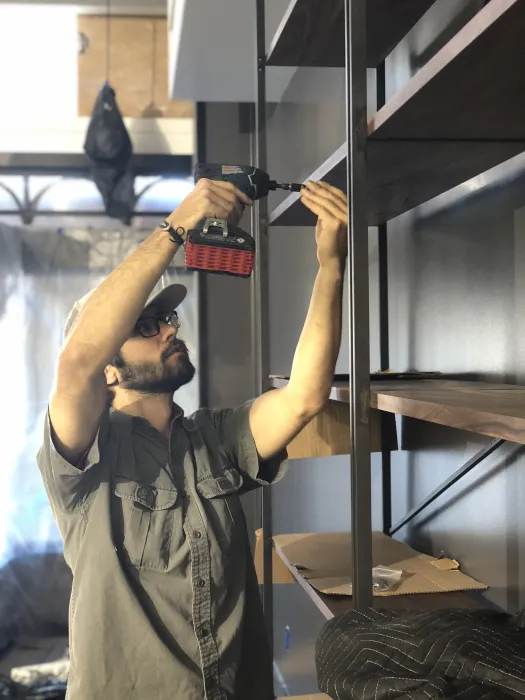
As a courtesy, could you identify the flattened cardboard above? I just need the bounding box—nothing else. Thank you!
[254,528,295,584]
[273,531,487,597]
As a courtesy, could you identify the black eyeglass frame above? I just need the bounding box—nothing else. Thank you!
[133,310,181,339]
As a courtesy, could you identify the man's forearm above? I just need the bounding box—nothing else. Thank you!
[287,260,345,412]
[63,227,179,373]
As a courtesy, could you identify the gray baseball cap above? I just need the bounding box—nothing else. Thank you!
[64,283,187,341]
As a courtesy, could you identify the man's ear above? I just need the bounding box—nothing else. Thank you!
[105,365,120,388]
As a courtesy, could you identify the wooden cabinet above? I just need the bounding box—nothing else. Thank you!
[78,16,193,119]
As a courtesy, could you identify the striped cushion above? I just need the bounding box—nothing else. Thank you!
[316,608,525,700]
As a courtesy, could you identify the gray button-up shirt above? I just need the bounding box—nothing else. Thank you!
[37,399,288,700]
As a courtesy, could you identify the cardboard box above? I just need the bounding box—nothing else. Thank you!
[267,531,487,597]
[254,529,295,584]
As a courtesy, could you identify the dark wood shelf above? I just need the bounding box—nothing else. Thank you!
[267,0,435,69]
[271,377,525,444]
[273,534,491,620]
[372,379,525,445]
[269,0,525,227]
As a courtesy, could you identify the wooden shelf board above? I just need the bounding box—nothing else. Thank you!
[269,145,346,227]
[270,377,525,444]
[269,140,524,227]
[372,381,525,444]
[273,536,491,620]
[267,0,435,69]
[269,0,525,227]
[369,0,525,140]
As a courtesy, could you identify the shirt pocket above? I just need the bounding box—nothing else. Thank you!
[195,465,244,556]
[113,476,178,571]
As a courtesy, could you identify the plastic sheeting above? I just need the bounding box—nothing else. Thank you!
[0,222,199,644]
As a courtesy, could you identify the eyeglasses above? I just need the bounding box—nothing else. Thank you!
[133,310,181,339]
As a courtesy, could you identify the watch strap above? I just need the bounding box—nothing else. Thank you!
[159,220,186,246]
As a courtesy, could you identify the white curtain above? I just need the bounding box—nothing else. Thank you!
[0,223,199,640]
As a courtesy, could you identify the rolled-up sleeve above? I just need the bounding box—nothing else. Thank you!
[213,399,288,488]
[36,406,110,513]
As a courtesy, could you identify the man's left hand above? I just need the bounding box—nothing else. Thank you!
[301,181,348,269]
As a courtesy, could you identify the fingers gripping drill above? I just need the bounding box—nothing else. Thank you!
[184,163,303,279]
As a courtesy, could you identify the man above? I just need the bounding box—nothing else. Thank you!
[37,177,348,700]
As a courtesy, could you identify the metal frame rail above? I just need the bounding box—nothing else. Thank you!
[254,0,374,649]
[345,0,373,609]
[389,438,505,535]
[253,0,274,655]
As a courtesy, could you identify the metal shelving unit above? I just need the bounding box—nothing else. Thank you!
[252,0,525,668]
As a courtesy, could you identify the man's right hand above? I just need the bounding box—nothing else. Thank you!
[167,178,253,233]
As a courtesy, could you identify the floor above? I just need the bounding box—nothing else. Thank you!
[0,636,68,678]
[0,638,287,696]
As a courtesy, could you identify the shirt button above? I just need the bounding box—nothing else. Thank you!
[197,578,206,588]
[194,531,202,539]
[200,627,209,638]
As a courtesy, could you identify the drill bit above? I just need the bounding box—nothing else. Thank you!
[269,180,304,193]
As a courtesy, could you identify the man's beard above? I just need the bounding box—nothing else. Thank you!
[118,339,196,395]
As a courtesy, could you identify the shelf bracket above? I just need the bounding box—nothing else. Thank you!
[389,437,505,535]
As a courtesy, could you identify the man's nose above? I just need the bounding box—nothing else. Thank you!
[160,322,177,341]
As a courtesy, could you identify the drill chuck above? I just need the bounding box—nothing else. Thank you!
[269,181,304,193]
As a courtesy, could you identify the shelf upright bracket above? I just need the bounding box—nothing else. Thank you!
[345,0,373,609]
[252,0,274,652]
[376,61,392,535]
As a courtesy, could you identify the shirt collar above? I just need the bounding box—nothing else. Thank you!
[111,403,186,436]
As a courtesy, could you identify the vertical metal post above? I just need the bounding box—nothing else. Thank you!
[253,0,273,651]
[195,102,209,409]
[345,0,373,608]
[376,62,392,534]
[379,222,392,534]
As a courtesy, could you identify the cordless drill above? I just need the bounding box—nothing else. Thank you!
[184,163,303,279]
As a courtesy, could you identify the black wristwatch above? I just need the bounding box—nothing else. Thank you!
[159,220,186,246]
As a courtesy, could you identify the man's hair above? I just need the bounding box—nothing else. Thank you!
[110,352,126,369]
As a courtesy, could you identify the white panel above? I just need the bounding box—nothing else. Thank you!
[168,0,296,102]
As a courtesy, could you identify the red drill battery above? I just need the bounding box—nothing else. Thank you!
[185,218,255,278]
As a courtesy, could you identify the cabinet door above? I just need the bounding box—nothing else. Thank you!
[78,16,193,119]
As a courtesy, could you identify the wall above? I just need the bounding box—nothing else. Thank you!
[387,159,525,612]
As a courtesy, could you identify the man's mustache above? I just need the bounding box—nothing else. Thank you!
[162,339,188,360]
